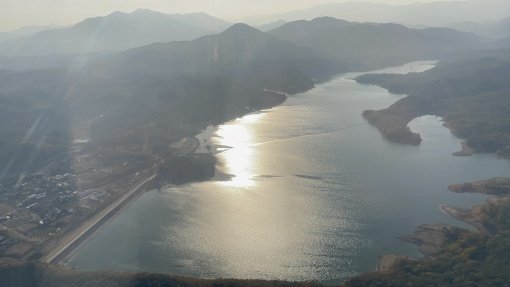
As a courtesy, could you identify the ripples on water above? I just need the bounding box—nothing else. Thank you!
[70,61,510,282]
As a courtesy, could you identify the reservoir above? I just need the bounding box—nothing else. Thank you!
[69,61,510,282]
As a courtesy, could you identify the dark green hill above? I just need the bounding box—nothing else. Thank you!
[357,56,510,153]
[89,23,344,81]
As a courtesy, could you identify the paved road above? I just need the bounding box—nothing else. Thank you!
[42,173,156,264]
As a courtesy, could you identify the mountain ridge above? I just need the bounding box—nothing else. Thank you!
[0,9,231,56]
[268,17,480,70]
[247,0,510,27]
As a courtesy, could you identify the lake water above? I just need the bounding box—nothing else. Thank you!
[69,61,510,282]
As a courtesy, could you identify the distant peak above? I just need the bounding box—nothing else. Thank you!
[221,23,261,35]
[311,16,338,21]
[131,8,163,15]
[310,16,350,25]
[74,11,128,27]
[107,11,128,17]
[133,8,152,13]
[193,12,210,16]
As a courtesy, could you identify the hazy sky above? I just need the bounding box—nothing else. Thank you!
[1,0,465,32]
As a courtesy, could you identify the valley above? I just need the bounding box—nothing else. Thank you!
[1,2,510,285]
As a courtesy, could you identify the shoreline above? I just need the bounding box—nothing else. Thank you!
[438,204,485,232]
[38,94,291,266]
[376,254,413,272]
[362,109,422,145]
[41,129,212,264]
[54,61,450,274]
[362,103,482,157]
[31,63,433,267]
[452,142,475,156]
[377,177,510,273]
[41,172,158,264]
[38,72,334,270]
[38,61,466,280]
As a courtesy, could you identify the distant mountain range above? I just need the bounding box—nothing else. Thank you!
[81,23,331,142]
[0,16,482,172]
[0,9,230,56]
[86,17,478,84]
[247,0,510,28]
[450,17,510,39]
[492,37,510,49]
[268,17,479,70]
[89,23,342,82]
[0,24,63,42]
[257,20,287,32]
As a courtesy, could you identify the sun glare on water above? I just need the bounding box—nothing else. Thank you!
[214,113,265,188]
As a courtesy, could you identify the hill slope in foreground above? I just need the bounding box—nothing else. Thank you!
[0,257,318,287]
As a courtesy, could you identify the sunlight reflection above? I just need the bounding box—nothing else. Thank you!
[214,113,264,188]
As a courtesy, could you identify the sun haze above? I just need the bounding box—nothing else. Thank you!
[1,0,467,31]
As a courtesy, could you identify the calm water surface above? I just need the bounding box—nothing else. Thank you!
[70,62,510,282]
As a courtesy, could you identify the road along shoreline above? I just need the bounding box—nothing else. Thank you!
[41,173,157,264]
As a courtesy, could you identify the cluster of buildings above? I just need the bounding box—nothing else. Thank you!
[0,173,78,238]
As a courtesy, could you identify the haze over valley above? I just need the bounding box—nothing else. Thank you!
[1,1,510,286]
